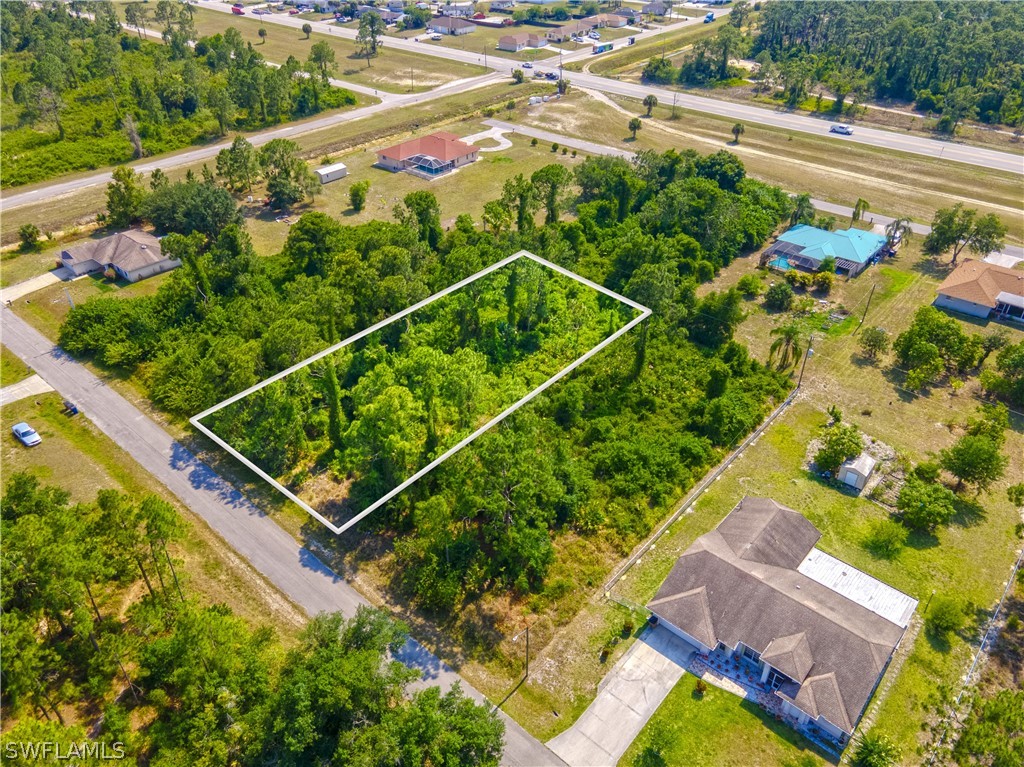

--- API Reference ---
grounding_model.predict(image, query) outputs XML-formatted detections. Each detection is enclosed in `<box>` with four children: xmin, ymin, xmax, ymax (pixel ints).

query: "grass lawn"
<box><xmin>185</xmin><ymin>6</ymin><xmax>487</xmax><ymax>92</ymax></box>
<box><xmin>512</xmin><ymin>89</ymin><xmax>1024</xmax><ymax>242</ymax></box>
<box><xmin>0</xmin><ymin>344</ymin><xmax>32</xmax><ymax>386</ymax></box>
<box><xmin>619</xmin><ymin>673</ymin><xmax>832</xmax><ymax>767</ymax></box>
<box><xmin>566</xmin><ymin>18</ymin><xmax>721</xmax><ymax>75</ymax></box>
<box><xmin>243</xmin><ymin>123</ymin><xmax>587</xmax><ymax>255</ymax></box>
<box><xmin>10</xmin><ymin>272</ymin><xmax>170</xmax><ymax>342</ymax></box>
<box><xmin>0</xmin><ymin>392</ymin><xmax>305</xmax><ymax>635</ymax></box>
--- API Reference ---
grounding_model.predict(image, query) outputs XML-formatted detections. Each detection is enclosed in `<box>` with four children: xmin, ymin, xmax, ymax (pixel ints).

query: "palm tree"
<box><xmin>790</xmin><ymin>193</ymin><xmax>814</xmax><ymax>227</ymax></box>
<box><xmin>852</xmin><ymin>197</ymin><xmax>870</xmax><ymax>224</ymax></box>
<box><xmin>628</xmin><ymin>117</ymin><xmax>642</xmax><ymax>139</ymax></box>
<box><xmin>769</xmin><ymin>323</ymin><xmax>804</xmax><ymax>370</ymax></box>
<box><xmin>732</xmin><ymin>123</ymin><xmax>744</xmax><ymax>143</ymax></box>
<box><xmin>885</xmin><ymin>217</ymin><xmax>913</xmax><ymax>249</ymax></box>
<box><xmin>643</xmin><ymin>94</ymin><xmax>658</xmax><ymax>116</ymax></box>
<box><xmin>258</xmin><ymin>27</ymin><xmax>268</xmax><ymax>44</ymax></box>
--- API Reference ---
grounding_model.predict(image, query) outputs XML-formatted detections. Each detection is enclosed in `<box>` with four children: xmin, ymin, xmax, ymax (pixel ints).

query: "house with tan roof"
<box><xmin>497</xmin><ymin>31</ymin><xmax>547</xmax><ymax>51</ymax></box>
<box><xmin>934</xmin><ymin>259</ymin><xmax>1024</xmax><ymax>321</ymax></box>
<box><xmin>592</xmin><ymin>13</ymin><xmax>628</xmax><ymax>28</ymax></box>
<box><xmin>375</xmin><ymin>131</ymin><xmax>480</xmax><ymax>177</ymax></box>
<box><xmin>58</xmin><ymin>230</ymin><xmax>180</xmax><ymax>283</ymax></box>
<box><xmin>546</xmin><ymin>20</ymin><xmax>596</xmax><ymax>42</ymax></box>
<box><xmin>648</xmin><ymin>497</ymin><xmax>917</xmax><ymax>747</ymax></box>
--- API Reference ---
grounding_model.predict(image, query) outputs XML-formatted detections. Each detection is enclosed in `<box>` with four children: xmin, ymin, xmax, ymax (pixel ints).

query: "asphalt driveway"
<box><xmin>548</xmin><ymin>625</ymin><xmax>696</xmax><ymax>767</ymax></box>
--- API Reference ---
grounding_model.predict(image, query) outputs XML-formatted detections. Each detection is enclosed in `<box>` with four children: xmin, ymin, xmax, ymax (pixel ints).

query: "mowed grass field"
<box><xmin>512</xmin><ymin>90</ymin><xmax>1024</xmax><ymax>242</ymax></box>
<box><xmin>182</xmin><ymin>6</ymin><xmax>487</xmax><ymax>92</ymax></box>
<box><xmin>566</xmin><ymin>17</ymin><xmax>721</xmax><ymax>75</ymax></box>
<box><xmin>0</xmin><ymin>391</ymin><xmax>305</xmax><ymax>635</ymax></box>
<box><xmin>243</xmin><ymin>123</ymin><xmax>588</xmax><ymax>255</ymax></box>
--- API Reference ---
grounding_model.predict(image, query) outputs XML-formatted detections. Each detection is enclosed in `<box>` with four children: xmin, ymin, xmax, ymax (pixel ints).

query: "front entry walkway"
<box><xmin>547</xmin><ymin>625</ymin><xmax>696</xmax><ymax>767</ymax></box>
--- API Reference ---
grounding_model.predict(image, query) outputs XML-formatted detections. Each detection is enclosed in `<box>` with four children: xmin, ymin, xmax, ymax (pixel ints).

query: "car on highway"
<box><xmin>231</xmin><ymin>5</ymin><xmax>245</xmax><ymax>14</ymax></box>
<box><xmin>11</xmin><ymin>422</ymin><xmax>42</xmax><ymax>447</ymax></box>
<box><xmin>830</xmin><ymin>124</ymin><xmax>854</xmax><ymax>135</ymax></box>
<box><xmin>289</xmin><ymin>8</ymin><xmax>301</xmax><ymax>14</ymax></box>
<box><xmin>522</xmin><ymin>62</ymin><xmax>533</xmax><ymax>68</ymax></box>
<box><xmin>253</xmin><ymin>8</ymin><xmax>269</xmax><ymax>15</ymax></box>
<box><xmin>546</xmin><ymin>71</ymin><xmax>559</xmax><ymax>80</ymax></box>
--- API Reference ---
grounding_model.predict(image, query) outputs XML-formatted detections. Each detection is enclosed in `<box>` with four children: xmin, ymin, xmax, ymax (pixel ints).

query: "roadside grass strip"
<box><xmin>193</xmin><ymin>250</ymin><xmax>649</xmax><ymax>533</ymax></box>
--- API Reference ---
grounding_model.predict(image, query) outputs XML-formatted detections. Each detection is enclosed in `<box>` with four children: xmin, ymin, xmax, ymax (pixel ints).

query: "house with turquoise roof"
<box><xmin>762</xmin><ymin>225</ymin><xmax>889</xmax><ymax>277</ymax></box>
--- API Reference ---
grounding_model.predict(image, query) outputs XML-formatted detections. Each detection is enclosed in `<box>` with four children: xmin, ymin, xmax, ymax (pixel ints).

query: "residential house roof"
<box><xmin>499</xmin><ymin>31</ymin><xmax>545</xmax><ymax>46</ymax></box>
<box><xmin>61</xmin><ymin>230</ymin><xmax>165</xmax><ymax>273</ymax></box>
<box><xmin>772</xmin><ymin>224</ymin><xmax>888</xmax><ymax>266</ymax></box>
<box><xmin>376</xmin><ymin>131</ymin><xmax>479</xmax><ymax>162</ymax></box>
<box><xmin>935</xmin><ymin>259</ymin><xmax>1024</xmax><ymax>309</ymax></box>
<box><xmin>648</xmin><ymin>497</ymin><xmax>912</xmax><ymax>735</ymax></box>
<box><xmin>430</xmin><ymin>15</ymin><xmax>475</xmax><ymax>29</ymax></box>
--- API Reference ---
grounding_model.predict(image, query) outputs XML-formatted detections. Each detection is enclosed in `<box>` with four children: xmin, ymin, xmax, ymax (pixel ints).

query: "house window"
<box><xmin>766</xmin><ymin>668</ymin><xmax>788</xmax><ymax>690</ymax></box>
<box><xmin>740</xmin><ymin>644</ymin><xmax>761</xmax><ymax>664</ymax></box>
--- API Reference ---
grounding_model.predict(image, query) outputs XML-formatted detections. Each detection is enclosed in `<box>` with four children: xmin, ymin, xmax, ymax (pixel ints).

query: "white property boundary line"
<box><xmin>191</xmin><ymin>250</ymin><xmax>651</xmax><ymax>535</ymax></box>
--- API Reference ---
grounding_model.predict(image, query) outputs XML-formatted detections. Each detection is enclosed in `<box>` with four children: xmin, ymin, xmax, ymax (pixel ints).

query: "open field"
<box><xmin>384</xmin><ymin>20</ymin><xmax>638</xmax><ymax>62</ymax></box>
<box><xmin>185</xmin><ymin>6</ymin><xmax>487</xmax><ymax>92</ymax></box>
<box><xmin>620</xmin><ymin>672</ymin><xmax>831</xmax><ymax>767</ymax></box>
<box><xmin>0</xmin><ymin>391</ymin><xmax>305</xmax><ymax>634</ymax></box>
<box><xmin>244</xmin><ymin>123</ymin><xmax>584</xmax><ymax>254</ymax></box>
<box><xmin>565</xmin><ymin>18</ymin><xmax>721</xmax><ymax>75</ymax></box>
<box><xmin>0</xmin><ymin>344</ymin><xmax>31</xmax><ymax>386</ymax></box>
<box><xmin>513</xmin><ymin>90</ymin><xmax>1024</xmax><ymax>242</ymax></box>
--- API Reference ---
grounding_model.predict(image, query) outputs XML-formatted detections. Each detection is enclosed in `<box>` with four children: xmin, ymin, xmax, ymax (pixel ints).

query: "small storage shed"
<box><xmin>838</xmin><ymin>453</ymin><xmax>877</xmax><ymax>491</ymax></box>
<box><xmin>315</xmin><ymin>162</ymin><xmax>348</xmax><ymax>184</ymax></box>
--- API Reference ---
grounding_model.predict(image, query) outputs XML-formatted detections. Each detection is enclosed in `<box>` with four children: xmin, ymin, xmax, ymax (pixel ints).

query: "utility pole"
<box><xmin>513</xmin><ymin>625</ymin><xmax>530</xmax><ymax>679</ymax></box>
<box><xmin>857</xmin><ymin>283</ymin><xmax>877</xmax><ymax>331</ymax></box>
<box><xmin>797</xmin><ymin>335</ymin><xmax>814</xmax><ymax>388</ymax></box>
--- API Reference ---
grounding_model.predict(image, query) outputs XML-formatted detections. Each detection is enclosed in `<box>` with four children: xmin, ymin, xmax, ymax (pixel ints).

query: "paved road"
<box><xmin>485</xmin><ymin>119</ymin><xmax>1024</xmax><ymax>257</ymax></box>
<box><xmin>198</xmin><ymin>0</ymin><xmax>1023</xmax><ymax>174</ymax></box>
<box><xmin>548</xmin><ymin>626</ymin><xmax>695</xmax><ymax>767</ymax></box>
<box><xmin>0</xmin><ymin>307</ymin><xmax>565</xmax><ymax>767</ymax></box>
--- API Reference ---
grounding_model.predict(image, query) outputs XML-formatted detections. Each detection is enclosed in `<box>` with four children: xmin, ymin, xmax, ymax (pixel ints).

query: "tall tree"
<box><xmin>105</xmin><ymin>166</ymin><xmax>147</xmax><ymax>228</ymax></box>
<box><xmin>530</xmin><ymin>164</ymin><xmax>573</xmax><ymax>225</ymax></box>
<box><xmin>924</xmin><ymin>204</ymin><xmax>1007</xmax><ymax>266</ymax></box>
<box><xmin>357</xmin><ymin>12</ymin><xmax>386</xmax><ymax>67</ymax></box>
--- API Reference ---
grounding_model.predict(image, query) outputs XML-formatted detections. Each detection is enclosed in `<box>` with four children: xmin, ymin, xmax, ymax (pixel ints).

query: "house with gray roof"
<box><xmin>648</xmin><ymin>497</ymin><xmax>917</xmax><ymax>746</ymax></box>
<box><xmin>58</xmin><ymin>230</ymin><xmax>180</xmax><ymax>283</ymax></box>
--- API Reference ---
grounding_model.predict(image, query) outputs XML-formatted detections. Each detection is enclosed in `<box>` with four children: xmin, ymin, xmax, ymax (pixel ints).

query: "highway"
<box><xmin>195</xmin><ymin>0</ymin><xmax>1023</xmax><ymax>174</ymax></box>
<box><xmin>0</xmin><ymin>306</ymin><xmax>566</xmax><ymax>767</ymax></box>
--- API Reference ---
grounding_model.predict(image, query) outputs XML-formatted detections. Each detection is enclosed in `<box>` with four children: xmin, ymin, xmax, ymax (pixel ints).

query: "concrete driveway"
<box><xmin>548</xmin><ymin>625</ymin><xmax>696</xmax><ymax>767</ymax></box>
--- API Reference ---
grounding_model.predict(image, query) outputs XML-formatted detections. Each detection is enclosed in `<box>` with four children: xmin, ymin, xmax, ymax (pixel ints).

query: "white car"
<box><xmin>588</xmin><ymin>32</ymin><xmax>601</xmax><ymax>40</ymax></box>
<box><xmin>523</xmin><ymin>62</ymin><xmax>533</xmax><ymax>69</ymax></box>
<box><xmin>829</xmin><ymin>124</ymin><xmax>854</xmax><ymax>135</ymax></box>
<box><xmin>430</xmin><ymin>33</ymin><xmax>443</xmax><ymax>41</ymax></box>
